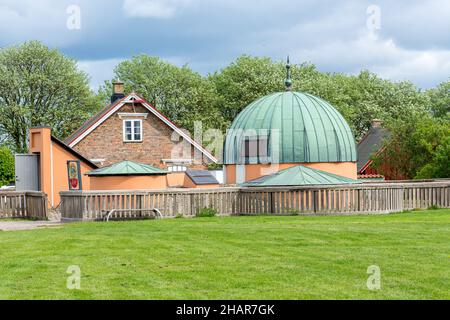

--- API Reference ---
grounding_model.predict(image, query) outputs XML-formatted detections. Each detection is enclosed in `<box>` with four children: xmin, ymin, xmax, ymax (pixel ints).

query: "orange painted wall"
<box><xmin>225</xmin><ymin>162</ymin><xmax>357</xmax><ymax>184</ymax></box>
<box><xmin>224</xmin><ymin>165</ymin><xmax>236</xmax><ymax>186</ymax></box>
<box><xmin>29</xmin><ymin>127</ymin><xmax>218</xmax><ymax>206</ymax></box>
<box><xmin>29</xmin><ymin>127</ymin><xmax>95</xmax><ymax>207</ymax></box>
<box><xmin>167</xmin><ymin>172</ymin><xmax>185</xmax><ymax>187</ymax></box>
<box><xmin>89</xmin><ymin>175</ymin><xmax>167</xmax><ymax>190</ymax></box>
<box><xmin>51</xmin><ymin>143</ymin><xmax>93</xmax><ymax>205</ymax></box>
<box><xmin>30</xmin><ymin>128</ymin><xmax>52</xmax><ymax>203</ymax></box>
<box><xmin>183</xmin><ymin>174</ymin><xmax>219</xmax><ymax>189</ymax></box>
<box><xmin>167</xmin><ymin>172</ymin><xmax>219</xmax><ymax>188</ymax></box>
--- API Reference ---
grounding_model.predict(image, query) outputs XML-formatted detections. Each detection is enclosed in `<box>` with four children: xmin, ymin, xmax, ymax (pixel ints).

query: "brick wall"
<box><xmin>73</xmin><ymin>103</ymin><xmax>210</xmax><ymax>169</ymax></box>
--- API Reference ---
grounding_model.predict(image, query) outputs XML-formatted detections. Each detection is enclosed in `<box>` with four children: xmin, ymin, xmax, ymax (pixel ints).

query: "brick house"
<box><xmin>357</xmin><ymin>119</ymin><xmax>403</xmax><ymax>180</ymax></box>
<box><xmin>64</xmin><ymin>81</ymin><xmax>218</xmax><ymax>172</ymax></box>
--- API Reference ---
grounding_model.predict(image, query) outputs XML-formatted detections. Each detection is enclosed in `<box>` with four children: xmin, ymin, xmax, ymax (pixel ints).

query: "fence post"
<box><xmin>313</xmin><ymin>190</ymin><xmax>318</xmax><ymax>213</ymax></box>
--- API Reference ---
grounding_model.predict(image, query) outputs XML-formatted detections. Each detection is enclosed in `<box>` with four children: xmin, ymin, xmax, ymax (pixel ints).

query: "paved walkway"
<box><xmin>0</xmin><ymin>221</ymin><xmax>61</xmax><ymax>231</ymax></box>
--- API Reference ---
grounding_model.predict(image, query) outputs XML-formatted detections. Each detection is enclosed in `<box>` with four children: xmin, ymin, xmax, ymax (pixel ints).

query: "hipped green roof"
<box><xmin>86</xmin><ymin>161</ymin><xmax>167</xmax><ymax>176</ymax></box>
<box><xmin>224</xmin><ymin>91</ymin><xmax>357</xmax><ymax>164</ymax></box>
<box><xmin>243</xmin><ymin>165</ymin><xmax>359</xmax><ymax>187</ymax></box>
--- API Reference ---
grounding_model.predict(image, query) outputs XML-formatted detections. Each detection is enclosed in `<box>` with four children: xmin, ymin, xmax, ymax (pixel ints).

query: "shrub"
<box><xmin>196</xmin><ymin>207</ymin><xmax>217</xmax><ymax>217</ymax></box>
<box><xmin>0</xmin><ymin>146</ymin><xmax>14</xmax><ymax>187</ymax></box>
<box><xmin>428</xmin><ymin>205</ymin><xmax>440</xmax><ymax>210</ymax></box>
<box><xmin>207</xmin><ymin>163</ymin><xmax>223</xmax><ymax>170</ymax></box>
<box><xmin>287</xmin><ymin>209</ymin><xmax>300</xmax><ymax>216</ymax></box>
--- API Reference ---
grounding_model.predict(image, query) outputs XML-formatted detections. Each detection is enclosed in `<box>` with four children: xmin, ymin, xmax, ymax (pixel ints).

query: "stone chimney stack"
<box><xmin>111</xmin><ymin>80</ymin><xmax>125</xmax><ymax>103</ymax></box>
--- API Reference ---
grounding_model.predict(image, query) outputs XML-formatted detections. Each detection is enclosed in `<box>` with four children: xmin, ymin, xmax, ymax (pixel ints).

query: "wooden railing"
<box><xmin>402</xmin><ymin>181</ymin><xmax>450</xmax><ymax>210</ymax></box>
<box><xmin>59</xmin><ymin>180</ymin><xmax>450</xmax><ymax>221</ymax></box>
<box><xmin>60</xmin><ymin>188</ymin><xmax>240</xmax><ymax>220</ymax></box>
<box><xmin>239</xmin><ymin>185</ymin><xmax>405</xmax><ymax>215</ymax></box>
<box><xmin>0</xmin><ymin>191</ymin><xmax>48</xmax><ymax>219</ymax></box>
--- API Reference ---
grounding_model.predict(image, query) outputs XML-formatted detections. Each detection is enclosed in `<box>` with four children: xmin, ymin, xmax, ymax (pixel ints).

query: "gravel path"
<box><xmin>0</xmin><ymin>221</ymin><xmax>62</xmax><ymax>231</ymax></box>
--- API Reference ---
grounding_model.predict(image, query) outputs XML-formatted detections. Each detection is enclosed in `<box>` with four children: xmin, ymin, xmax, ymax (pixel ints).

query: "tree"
<box><xmin>210</xmin><ymin>55</ymin><xmax>429</xmax><ymax>139</ymax></box>
<box><xmin>372</xmin><ymin>116</ymin><xmax>450</xmax><ymax>179</ymax></box>
<box><xmin>415</xmin><ymin>136</ymin><xmax>450</xmax><ymax>179</ymax></box>
<box><xmin>0</xmin><ymin>41</ymin><xmax>98</xmax><ymax>152</ymax></box>
<box><xmin>98</xmin><ymin>55</ymin><xmax>225</xmax><ymax>134</ymax></box>
<box><xmin>209</xmin><ymin>55</ymin><xmax>286</xmax><ymax>123</ymax></box>
<box><xmin>0</xmin><ymin>146</ymin><xmax>14</xmax><ymax>186</ymax></box>
<box><xmin>427</xmin><ymin>80</ymin><xmax>450</xmax><ymax>119</ymax></box>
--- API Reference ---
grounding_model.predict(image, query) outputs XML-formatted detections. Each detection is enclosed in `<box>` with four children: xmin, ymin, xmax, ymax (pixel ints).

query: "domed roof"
<box><xmin>223</xmin><ymin>91</ymin><xmax>357</xmax><ymax>164</ymax></box>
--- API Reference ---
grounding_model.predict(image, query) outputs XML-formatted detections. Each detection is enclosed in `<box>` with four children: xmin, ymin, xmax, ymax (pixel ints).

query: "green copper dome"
<box><xmin>223</xmin><ymin>91</ymin><xmax>357</xmax><ymax>164</ymax></box>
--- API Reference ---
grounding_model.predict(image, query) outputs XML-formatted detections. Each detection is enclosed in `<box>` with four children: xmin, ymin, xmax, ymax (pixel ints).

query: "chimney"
<box><xmin>371</xmin><ymin>119</ymin><xmax>382</xmax><ymax>128</ymax></box>
<box><xmin>111</xmin><ymin>80</ymin><xmax>125</xmax><ymax>103</ymax></box>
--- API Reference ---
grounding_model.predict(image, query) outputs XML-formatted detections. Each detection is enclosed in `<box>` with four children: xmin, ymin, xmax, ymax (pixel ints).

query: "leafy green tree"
<box><xmin>372</xmin><ymin>116</ymin><xmax>450</xmax><ymax>179</ymax></box>
<box><xmin>0</xmin><ymin>146</ymin><xmax>14</xmax><ymax>186</ymax></box>
<box><xmin>209</xmin><ymin>55</ymin><xmax>286</xmax><ymax>123</ymax></box>
<box><xmin>415</xmin><ymin>136</ymin><xmax>450</xmax><ymax>179</ymax></box>
<box><xmin>99</xmin><ymin>55</ymin><xmax>225</xmax><ymax>134</ymax></box>
<box><xmin>210</xmin><ymin>55</ymin><xmax>429</xmax><ymax>139</ymax></box>
<box><xmin>427</xmin><ymin>80</ymin><xmax>450</xmax><ymax>119</ymax></box>
<box><xmin>320</xmin><ymin>71</ymin><xmax>428</xmax><ymax>140</ymax></box>
<box><xmin>0</xmin><ymin>41</ymin><xmax>98</xmax><ymax>152</ymax></box>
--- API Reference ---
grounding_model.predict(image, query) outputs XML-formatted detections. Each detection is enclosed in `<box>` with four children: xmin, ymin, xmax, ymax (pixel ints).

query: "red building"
<box><xmin>357</xmin><ymin>119</ymin><xmax>392</xmax><ymax>180</ymax></box>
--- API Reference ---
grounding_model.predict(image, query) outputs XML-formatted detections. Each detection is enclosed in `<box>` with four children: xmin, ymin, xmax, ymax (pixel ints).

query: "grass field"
<box><xmin>0</xmin><ymin>209</ymin><xmax>449</xmax><ymax>299</ymax></box>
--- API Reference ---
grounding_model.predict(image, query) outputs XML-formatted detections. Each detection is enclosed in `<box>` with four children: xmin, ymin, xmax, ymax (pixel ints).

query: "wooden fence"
<box><xmin>60</xmin><ymin>188</ymin><xmax>240</xmax><ymax>221</ymax></box>
<box><xmin>0</xmin><ymin>191</ymin><xmax>48</xmax><ymax>219</ymax></box>
<box><xmin>60</xmin><ymin>180</ymin><xmax>450</xmax><ymax>221</ymax></box>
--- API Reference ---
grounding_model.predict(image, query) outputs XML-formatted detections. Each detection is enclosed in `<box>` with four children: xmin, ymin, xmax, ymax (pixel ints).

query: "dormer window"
<box><xmin>123</xmin><ymin>119</ymin><xmax>142</xmax><ymax>142</ymax></box>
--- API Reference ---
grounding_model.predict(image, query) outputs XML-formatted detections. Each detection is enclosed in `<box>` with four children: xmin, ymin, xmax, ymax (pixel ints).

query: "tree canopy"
<box><xmin>0</xmin><ymin>41</ymin><xmax>98</xmax><ymax>152</ymax></box>
<box><xmin>210</xmin><ymin>55</ymin><xmax>430</xmax><ymax>140</ymax></box>
<box><xmin>0</xmin><ymin>42</ymin><xmax>448</xmax><ymax>179</ymax></box>
<box><xmin>98</xmin><ymin>55</ymin><xmax>224</xmax><ymax>133</ymax></box>
<box><xmin>0</xmin><ymin>146</ymin><xmax>14</xmax><ymax>186</ymax></box>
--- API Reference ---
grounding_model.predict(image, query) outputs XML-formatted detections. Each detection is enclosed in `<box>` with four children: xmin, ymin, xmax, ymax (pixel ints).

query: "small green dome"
<box><xmin>223</xmin><ymin>91</ymin><xmax>357</xmax><ymax>164</ymax></box>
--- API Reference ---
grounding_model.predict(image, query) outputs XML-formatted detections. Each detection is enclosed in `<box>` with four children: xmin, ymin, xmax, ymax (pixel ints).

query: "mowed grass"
<box><xmin>0</xmin><ymin>209</ymin><xmax>449</xmax><ymax>300</ymax></box>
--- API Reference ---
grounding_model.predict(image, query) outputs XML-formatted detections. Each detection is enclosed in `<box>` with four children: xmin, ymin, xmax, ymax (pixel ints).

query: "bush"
<box><xmin>415</xmin><ymin>136</ymin><xmax>450</xmax><ymax>179</ymax></box>
<box><xmin>287</xmin><ymin>209</ymin><xmax>300</xmax><ymax>216</ymax></box>
<box><xmin>207</xmin><ymin>163</ymin><xmax>223</xmax><ymax>170</ymax></box>
<box><xmin>196</xmin><ymin>207</ymin><xmax>217</xmax><ymax>217</ymax></box>
<box><xmin>0</xmin><ymin>146</ymin><xmax>14</xmax><ymax>187</ymax></box>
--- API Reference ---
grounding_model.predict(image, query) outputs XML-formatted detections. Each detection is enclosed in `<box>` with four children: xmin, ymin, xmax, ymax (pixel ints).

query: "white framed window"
<box><xmin>123</xmin><ymin>119</ymin><xmax>142</xmax><ymax>142</ymax></box>
<box><xmin>168</xmin><ymin>165</ymin><xmax>187</xmax><ymax>172</ymax></box>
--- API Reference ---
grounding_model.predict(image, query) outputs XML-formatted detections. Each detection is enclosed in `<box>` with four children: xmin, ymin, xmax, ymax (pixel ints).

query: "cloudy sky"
<box><xmin>1</xmin><ymin>0</ymin><xmax>449</xmax><ymax>90</ymax></box>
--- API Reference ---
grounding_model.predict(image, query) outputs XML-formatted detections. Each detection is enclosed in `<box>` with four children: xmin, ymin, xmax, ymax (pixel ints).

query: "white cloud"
<box><xmin>122</xmin><ymin>0</ymin><xmax>194</xmax><ymax>18</ymax></box>
<box><xmin>0</xmin><ymin>0</ymin><xmax>74</xmax><ymax>46</ymax></box>
<box><xmin>77</xmin><ymin>55</ymin><xmax>193</xmax><ymax>90</ymax></box>
<box><xmin>291</xmin><ymin>31</ymin><xmax>450</xmax><ymax>87</ymax></box>
<box><xmin>77</xmin><ymin>58</ymin><xmax>125</xmax><ymax>90</ymax></box>
<box><xmin>1</xmin><ymin>0</ymin><xmax>449</xmax><ymax>88</ymax></box>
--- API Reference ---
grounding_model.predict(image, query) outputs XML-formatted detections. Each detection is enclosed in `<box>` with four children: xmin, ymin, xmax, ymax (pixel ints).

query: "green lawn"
<box><xmin>0</xmin><ymin>209</ymin><xmax>449</xmax><ymax>300</ymax></box>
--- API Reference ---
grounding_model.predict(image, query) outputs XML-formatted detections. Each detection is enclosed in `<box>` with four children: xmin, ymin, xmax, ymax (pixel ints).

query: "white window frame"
<box><xmin>168</xmin><ymin>165</ymin><xmax>187</xmax><ymax>172</ymax></box>
<box><xmin>123</xmin><ymin>119</ymin><xmax>143</xmax><ymax>142</ymax></box>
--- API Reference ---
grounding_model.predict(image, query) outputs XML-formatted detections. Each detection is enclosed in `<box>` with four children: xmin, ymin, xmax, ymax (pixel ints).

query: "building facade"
<box><xmin>223</xmin><ymin>61</ymin><xmax>358</xmax><ymax>184</ymax></box>
<box><xmin>65</xmin><ymin>81</ymin><xmax>217</xmax><ymax>171</ymax></box>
